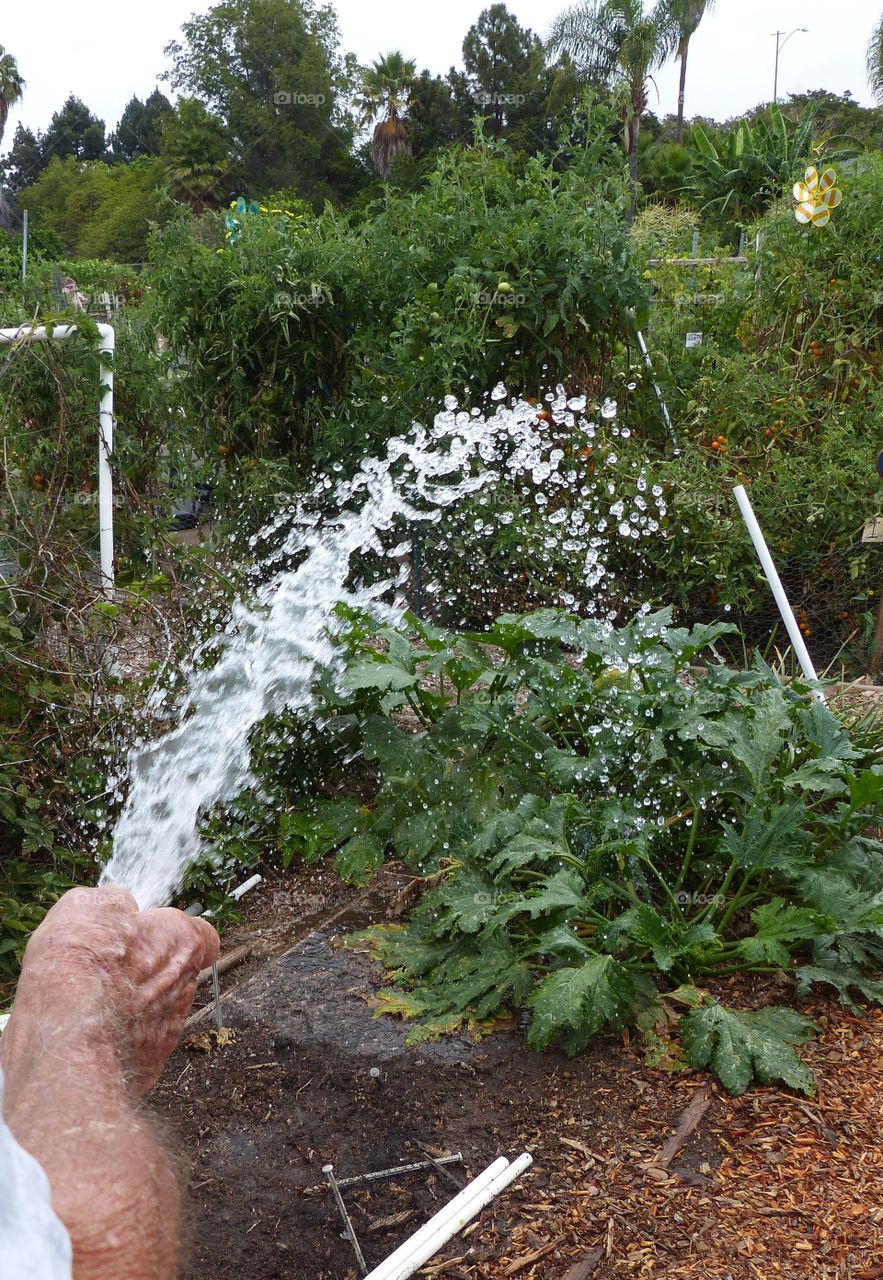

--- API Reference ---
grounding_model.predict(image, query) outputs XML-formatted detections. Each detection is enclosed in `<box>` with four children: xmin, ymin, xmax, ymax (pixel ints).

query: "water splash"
<box><xmin>102</xmin><ymin>389</ymin><xmax>661</xmax><ymax>908</ymax></box>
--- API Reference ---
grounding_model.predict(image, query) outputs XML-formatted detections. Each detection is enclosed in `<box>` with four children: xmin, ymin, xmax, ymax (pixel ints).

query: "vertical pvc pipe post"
<box><xmin>733</xmin><ymin>484</ymin><xmax>826</xmax><ymax>703</ymax></box>
<box><xmin>97</xmin><ymin>326</ymin><xmax>115</xmax><ymax>595</ymax></box>
<box><xmin>635</xmin><ymin>327</ymin><xmax>676</xmax><ymax>444</ymax></box>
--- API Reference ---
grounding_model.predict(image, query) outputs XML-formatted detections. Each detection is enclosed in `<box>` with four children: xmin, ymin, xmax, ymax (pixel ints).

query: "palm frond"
<box><xmin>549</xmin><ymin>0</ymin><xmax>678</xmax><ymax>85</ymax></box>
<box><xmin>547</xmin><ymin>3</ymin><xmax>621</xmax><ymax>83</ymax></box>
<box><xmin>355</xmin><ymin>51</ymin><xmax>417</xmax><ymax>127</ymax></box>
<box><xmin>867</xmin><ymin>14</ymin><xmax>883</xmax><ymax>104</ymax></box>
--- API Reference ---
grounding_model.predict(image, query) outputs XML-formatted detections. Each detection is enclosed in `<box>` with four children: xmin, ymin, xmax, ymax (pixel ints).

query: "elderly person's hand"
<box><xmin>5</xmin><ymin>886</ymin><xmax>219</xmax><ymax>1095</ymax></box>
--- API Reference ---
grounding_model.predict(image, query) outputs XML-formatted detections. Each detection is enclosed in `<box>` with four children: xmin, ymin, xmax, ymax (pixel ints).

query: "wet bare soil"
<box><xmin>151</xmin><ymin>869</ymin><xmax>720</xmax><ymax>1280</ymax></box>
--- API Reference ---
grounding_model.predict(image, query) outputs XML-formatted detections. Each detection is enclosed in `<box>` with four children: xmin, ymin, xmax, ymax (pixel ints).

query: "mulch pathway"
<box><xmin>467</xmin><ymin>1003</ymin><xmax>883</xmax><ymax>1279</ymax></box>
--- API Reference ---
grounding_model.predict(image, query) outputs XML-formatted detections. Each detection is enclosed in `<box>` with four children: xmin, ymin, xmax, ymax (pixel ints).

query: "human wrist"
<box><xmin>0</xmin><ymin>982</ymin><xmax>126</xmax><ymax>1102</ymax></box>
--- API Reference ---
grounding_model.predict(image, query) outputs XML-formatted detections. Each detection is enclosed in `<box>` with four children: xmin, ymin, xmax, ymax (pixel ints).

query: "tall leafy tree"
<box><xmin>548</xmin><ymin>0</ymin><xmax>677</xmax><ymax>220</ymax></box>
<box><xmin>164</xmin><ymin>0</ymin><xmax>360</xmax><ymax>202</ymax></box>
<box><xmin>463</xmin><ymin>4</ymin><xmax>542</xmax><ymax>137</ymax></box>
<box><xmin>406</xmin><ymin>70</ymin><xmax>474</xmax><ymax>156</ymax></box>
<box><xmin>110</xmin><ymin>90</ymin><xmax>173</xmax><ymax>163</ymax></box>
<box><xmin>0</xmin><ymin>47</ymin><xmax>24</xmax><ymax>151</ymax></box>
<box><xmin>17</xmin><ymin>154</ymin><xmax>167</xmax><ymax>259</ymax></box>
<box><xmin>2</xmin><ymin>122</ymin><xmax>43</xmax><ymax>192</ymax></box>
<box><xmin>75</xmin><ymin>158</ymin><xmax>168</xmax><ymax>260</ymax></box>
<box><xmin>665</xmin><ymin>0</ymin><xmax>714</xmax><ymax>143</ymax></box>
<box><xmin>355</xmin><ymin>52</ymin><xmax>416</xmax><ymax>178</ymax></box>
<box><xmin>42</xmin><ymin>95</ymin><xmax>106</xmax><ymax>163</ymax></box>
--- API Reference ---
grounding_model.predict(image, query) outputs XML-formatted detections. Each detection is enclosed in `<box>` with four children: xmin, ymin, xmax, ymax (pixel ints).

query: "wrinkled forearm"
<box><xmin>1</xmin><ymin>1008</ymin><xmax>180</xmax><ymax>1280</ymax></box>
<box><xmin>0</xmin><ymin>890</ymin><xmax>215</xmax><ymax>1279</ymax></box>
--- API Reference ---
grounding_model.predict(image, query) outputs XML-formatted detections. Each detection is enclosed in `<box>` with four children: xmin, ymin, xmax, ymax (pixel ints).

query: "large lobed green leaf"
<box><xmin>681</xmin><ymin>1001</ymin><xmax>817</xmax><ymax>1096</ymax></box>
<box><xmin>527</xmin><ymin>953</ymin><xmax>639</xmax><ymax>1055</ymax></box>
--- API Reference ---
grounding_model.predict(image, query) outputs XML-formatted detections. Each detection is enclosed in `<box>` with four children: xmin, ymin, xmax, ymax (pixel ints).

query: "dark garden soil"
<box><xmin>151</xmin><ymin>868</ymin><xmax>883</xmax><ymax>1280</ymax></box>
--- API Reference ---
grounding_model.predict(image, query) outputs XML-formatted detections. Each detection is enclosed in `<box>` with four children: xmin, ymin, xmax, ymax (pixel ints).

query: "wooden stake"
<box><xmin>649</xmin><ymin>1086</ymin><xmax>713</xmax><ymax>1170</ymax></box>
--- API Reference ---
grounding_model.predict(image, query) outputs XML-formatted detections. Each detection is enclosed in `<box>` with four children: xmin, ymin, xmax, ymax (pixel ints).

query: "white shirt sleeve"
<box><xmin>0</xmin><ymin>1066</ymin><xmax>73</xmax><ymax>1280</ymax></box>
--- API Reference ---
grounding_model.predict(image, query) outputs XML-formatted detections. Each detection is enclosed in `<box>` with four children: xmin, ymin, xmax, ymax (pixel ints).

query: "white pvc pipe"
<box><xmin>365</xmin><ymin>1156</ymin><xmax>508</xmax><ymax>1278</ymax></box>
<box><xmin>97</xmin><ymin>327</ymin><xmax>115</xmax><ymax>596</ymax></box>
<box><xmin>200</xmin><ymin>873</ymin><xmax>263</xmax><ymax>920</ymax></box>
<box><xmin>733</xmin><ymin>484</ymin><xmax>826</xmax><ymax>704</ymax></box>
<box><xmin>229</xmin><ymin>873</ymin><xmax>262</xmax><ymax>902</ymax></box>
<box><xmin>0</xmin><ymin>323</ymin><xmax>115</xmax><ymax>594</ymax></box>
<box><xmin>387</xmin><ymin>1155</ymin><xmax>534</xmax><ymax>1280</ymax></box>
<box><xmin>365</xmin><ymin>1154</ymin><xmax>533</xmax><ymax>1280</ymax></box>
<box><xmin>635</xmin><ymin>327</ymin><xmax>676</xmax><ymax>442</ymax></box>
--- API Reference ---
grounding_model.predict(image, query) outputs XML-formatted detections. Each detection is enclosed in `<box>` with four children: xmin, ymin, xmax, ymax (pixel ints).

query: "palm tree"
<box><xmin>355</xmin><ymin>51</ymin><xmax>417</xmax><ymax>180</ymax></box>
<box><xmin>160</xmin><ymin>99</ymin><xmax>231</xmax><ymax>213</ymax></box>
<box><xmin>666</xmin><ymin>0</ymin><xmax>715</xmax><ymax>143</ymax></box>
<box><xmin>548</xmin><ymin>1</ymin><xmax>676</xmax><ymax>222</ymax></box>
<box><xmin>0</xmin><ymin>47</ymin><xmax>25</xmax><ymax>150</ymax></box>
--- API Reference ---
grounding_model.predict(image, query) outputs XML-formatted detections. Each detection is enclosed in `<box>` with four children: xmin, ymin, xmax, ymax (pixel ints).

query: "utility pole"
<box><xmin>773</xmin><ymin>28</ymin><xmax>808</xmax><ymax>103</ymax></box>
<box><xmin>21</xmin><ymin>209</ymin><xmax>28</xmax><ymax>282</ymax></box>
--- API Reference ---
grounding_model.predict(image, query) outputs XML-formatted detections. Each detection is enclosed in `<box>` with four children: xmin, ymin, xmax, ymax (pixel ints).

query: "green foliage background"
<box><xmin>144</xmin><ymin>114</ymin><xmax>640</xmax><ymax>485</ymax></box>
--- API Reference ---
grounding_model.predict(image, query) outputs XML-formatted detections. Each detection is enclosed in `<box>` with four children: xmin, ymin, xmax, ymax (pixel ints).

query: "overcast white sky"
<box><xmin>4</xmin><ymin>0</ymin><xmax>881</xmax><ymax>143</ymax></box>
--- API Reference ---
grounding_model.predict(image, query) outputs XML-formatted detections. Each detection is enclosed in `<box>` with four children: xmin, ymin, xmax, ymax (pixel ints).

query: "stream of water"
<box><xmin>101</xmin><ymin>388</ymin><xmax>664</xmax><ymax>908</ymax></box>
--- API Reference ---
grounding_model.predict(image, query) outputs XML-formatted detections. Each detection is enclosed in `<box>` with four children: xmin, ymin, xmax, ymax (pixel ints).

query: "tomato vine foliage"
<box><xmin>232</xmin><ymin>606</ymin><xmax>883</xmax><ymax>1094</ymax></box>
<box><xmin>146</xmin><ymin>111</ymin><xmax>641</xmax><ymax>481</ymax></box>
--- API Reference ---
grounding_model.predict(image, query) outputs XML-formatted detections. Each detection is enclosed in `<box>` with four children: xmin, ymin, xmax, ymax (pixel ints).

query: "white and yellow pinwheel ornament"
<box><xmin>793</xmin><ymin>167</ymin><xmax>842</xmax><ymax>227</ymax></box>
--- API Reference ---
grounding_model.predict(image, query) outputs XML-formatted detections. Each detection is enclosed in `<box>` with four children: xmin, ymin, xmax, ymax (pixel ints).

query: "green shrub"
<box><xmin>623</xmin><ymin>163</ymin><xmax>883</xmax><ymax>666</ymax></box>
<box><xmin>145</xmin><ymin>117</ymin><xmax>643</xmax><ymax>520</ymax></box>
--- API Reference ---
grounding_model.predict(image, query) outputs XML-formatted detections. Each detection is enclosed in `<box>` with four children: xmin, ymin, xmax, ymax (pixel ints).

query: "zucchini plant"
<box><xmin>222</xmin><ymin>605</ymin><xmax>883</xmax><ymax>1094</ymax></box>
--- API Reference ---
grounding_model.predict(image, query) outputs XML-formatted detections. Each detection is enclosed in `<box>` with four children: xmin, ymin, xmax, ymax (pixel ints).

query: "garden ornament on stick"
<box><xmin>223</xmin><ymin>196</ymin><xmax>260</xmax><ymax>245</ymax></box>
<box><xmin>224</xmin><ymin>196</ymin><xmax>303</xmax><ymax>245</ymax></box>
<box><xmin>793</xmin><ymin>166</ymin><xmax>842</xmax><ymax>227</ymax></box>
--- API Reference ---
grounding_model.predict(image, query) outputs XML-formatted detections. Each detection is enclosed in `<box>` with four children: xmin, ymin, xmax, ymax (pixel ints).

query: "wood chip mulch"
<box><xmin>445</xmin><ymin>1001</ymin><xmax>883</xmax><ymax>1279</ymax></box>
